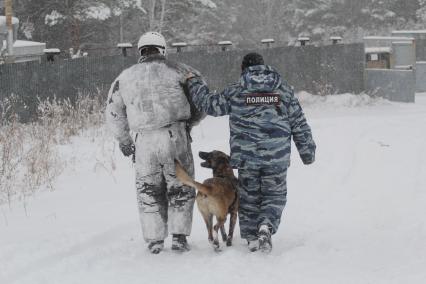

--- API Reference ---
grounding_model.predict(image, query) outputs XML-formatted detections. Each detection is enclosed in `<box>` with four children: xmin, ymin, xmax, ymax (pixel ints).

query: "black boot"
<box><xmin>171</xmin><ymin>234</ymin><xmax>190</xmax><ymax>252</ymax></box>
<box><xmin>148</xmin><ymin>240</ymin><xmax>164</xmax><ymax>254</ymax></box>
<box><xmin>258</xmin><ymin>225</ymin><xmax>272</xmax><ymax>253</ymax></box>
<box><xmin>247</xmin><ymin>239</ymin><xmax>259</xmax><ymax>252</ymax></box>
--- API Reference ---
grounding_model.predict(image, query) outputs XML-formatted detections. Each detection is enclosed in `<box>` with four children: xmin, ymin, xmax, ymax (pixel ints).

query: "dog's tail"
<box><xmin>175</xmin><ymin>160</ymin><xmax>213</xmax><ymax>196</ymax></box>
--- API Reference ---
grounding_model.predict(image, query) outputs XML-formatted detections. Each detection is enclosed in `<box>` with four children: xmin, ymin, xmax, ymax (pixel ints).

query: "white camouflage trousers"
<box><xmin>134</xmin><ymin>122</ymin><xmax>195</xmax><ymax>242</ymax></box>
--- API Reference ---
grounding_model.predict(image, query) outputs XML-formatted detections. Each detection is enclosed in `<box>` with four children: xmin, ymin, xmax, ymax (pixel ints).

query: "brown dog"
<box><xmin>175</xmin><ymin>151</ymin><xmax>238</xmax><ymax>250</ymax></box>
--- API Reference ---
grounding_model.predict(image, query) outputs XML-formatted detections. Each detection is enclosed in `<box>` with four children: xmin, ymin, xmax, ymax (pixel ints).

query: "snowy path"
<box><xmin>1</xmin><ymin>94</ymin><xmax>426</xmax><ymax>284</ymax></box>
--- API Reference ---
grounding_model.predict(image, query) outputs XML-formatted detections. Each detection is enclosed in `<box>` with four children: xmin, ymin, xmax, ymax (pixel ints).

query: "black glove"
<box><xmin>119</xmin><ymin>142</ymin><xmax>135</xmax><ymax>157</ymax></box>
<box><xmin>301</xmin><ymin>154</ymin><xmax>315</xmax><ymax>165</ymax></box>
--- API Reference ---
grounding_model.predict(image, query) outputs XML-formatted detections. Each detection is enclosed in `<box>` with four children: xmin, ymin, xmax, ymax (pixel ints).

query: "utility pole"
<box><xmin>5</xmin><ymin>0</ymin><xmax>14</xmax><ymax>63</ymax></box>
<box><xmin>119</xmin><ymin>13</ymin><xmax>123</xmax><ymax>42</ymax></box>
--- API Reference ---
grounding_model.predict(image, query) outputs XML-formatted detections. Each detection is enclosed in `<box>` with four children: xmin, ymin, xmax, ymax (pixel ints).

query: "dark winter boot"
<box><xmin>148</xmin><ymin>240</ymin><xmax>164</xmax><ymax>254</ymax></box>
<box><xmin>258</xmin><ymin>224</ymin><xmax>272</xmax><ymax>253</ymax></box>
<box><xmin>247</xmin><ymin>239</ymin><xmax>259</xmax><ymax>252</ymax></box>
<box><xmin>171</xmin><ymin>234</ymin><xmax>190</xmax><ymax>252</ymax></box>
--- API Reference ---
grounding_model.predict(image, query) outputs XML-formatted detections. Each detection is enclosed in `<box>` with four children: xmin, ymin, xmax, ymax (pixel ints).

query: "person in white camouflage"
<box><xmin>106</xmin><ymin>32</ymin><xmax>204</xmax><ymax>254</ymax></box>
<box><xmin>185</xmin><ymin>53</ymin><xmax>316</xmax><ymax>252</ymax></box>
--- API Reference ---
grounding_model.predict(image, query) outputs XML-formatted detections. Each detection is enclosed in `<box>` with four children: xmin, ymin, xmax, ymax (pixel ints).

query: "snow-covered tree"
<box><xmin>416</xmin><ymin>0</ymin><xmax>426</xmax><ymax>23</ymax></box>
<box><xmin>12</xmin><ymin>0</ymin><xmax>426</xmax><ymax>53</ymax></box>
<box><xmin>15</xmin><ymin>0</ymin><xmax>146</xmax><ymax>53</ymax></box>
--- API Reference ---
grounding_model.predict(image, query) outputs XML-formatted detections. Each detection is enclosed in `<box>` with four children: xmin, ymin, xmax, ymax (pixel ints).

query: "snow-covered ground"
<box><xmin>1</xmin><ymin>93</ymin><xmax>426</xmax><ymax>284</ymax></box>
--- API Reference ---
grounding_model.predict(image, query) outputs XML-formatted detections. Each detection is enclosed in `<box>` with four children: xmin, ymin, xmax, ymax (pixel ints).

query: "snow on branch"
<box><xmin>194</xmin><ymin>0</ymin><xmax>217</xmax><ymax>9</ymax></box>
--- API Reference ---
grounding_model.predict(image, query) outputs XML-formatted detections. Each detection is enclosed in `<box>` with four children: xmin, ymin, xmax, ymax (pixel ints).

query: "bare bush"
<box><xmin>0</xmin><ymin>118</ymin><xmax>25</xmax><ymax>207</ymax></box>
<box><xmin>37</xmin><ymin>90</ymin><xmax>106</xmax><ymax>144</ymax></box>
<box><xmin>0</xmin><ymin>89</ymin><xmax>107</xmax><ymax>207</ymax></box>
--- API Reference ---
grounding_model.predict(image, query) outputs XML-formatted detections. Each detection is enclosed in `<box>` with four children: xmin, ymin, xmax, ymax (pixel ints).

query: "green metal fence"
<box><xmin>0</xmin><ymin>43</ymin><xmax>365</xmax><ymax>121</ymax></box>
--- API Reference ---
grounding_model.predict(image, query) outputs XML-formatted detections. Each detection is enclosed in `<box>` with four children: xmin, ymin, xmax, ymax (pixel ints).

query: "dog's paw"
<box><xmin>212</xmin><ymin>239</ymin><xmax>220</xmax><ymax>251</ymax></box>
<box><xmin>226</xmin><ymin>238</ymin><xmax>233</xmax><ymax>247</ymax></box>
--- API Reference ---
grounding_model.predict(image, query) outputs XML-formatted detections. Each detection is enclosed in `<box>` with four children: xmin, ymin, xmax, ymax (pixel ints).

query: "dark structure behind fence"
<box><xmin>0</xmin><ymin>43</ymin><xmax>365</xmax><ymax>121</ymax></box>
<box><xmin>416</xmin><ymin>39</ymin><xmax>426</xmax><ymax>61</ymax></box>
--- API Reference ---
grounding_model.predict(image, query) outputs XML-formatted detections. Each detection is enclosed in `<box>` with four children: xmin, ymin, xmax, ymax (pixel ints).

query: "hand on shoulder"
<box><xmin>185</xmin><ymin>72</ymin><xmax>198</xmax><ymax>82</ymax></box>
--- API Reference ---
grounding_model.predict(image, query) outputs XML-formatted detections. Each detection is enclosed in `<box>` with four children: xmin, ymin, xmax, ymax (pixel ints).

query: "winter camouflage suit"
<box><xmin>187</xmin><ymin>65</ymin><xmax>316</xmax><ymax>241</ymax></box>
<box><xmin>106</xmin><ymin>55</ymin><xmax>203</xmax><ymax>243</ymax></box>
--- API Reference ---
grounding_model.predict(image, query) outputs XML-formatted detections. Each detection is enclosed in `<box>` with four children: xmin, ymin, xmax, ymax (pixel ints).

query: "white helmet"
<box><xmin>137</xmin><ymin>31</ymin><xmax>167</xmax><ymax>56</ymax></box>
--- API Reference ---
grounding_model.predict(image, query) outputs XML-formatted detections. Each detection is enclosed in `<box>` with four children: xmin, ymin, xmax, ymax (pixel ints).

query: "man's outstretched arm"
<box><xmin>186</xmin><ymin>75</ymin><xmax>237</xmax><ymax>117</ymax></box>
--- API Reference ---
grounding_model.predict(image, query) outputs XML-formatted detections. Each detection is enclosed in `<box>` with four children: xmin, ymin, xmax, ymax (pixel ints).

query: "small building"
<box><xmin>364</xmin><ymin>36</ymin><xmax>415</xmax><ymax>49</ymax></box>
<box><xmin>10</xmin><ymin>40</ymin><xmax>46</xmax><ymax>63</ymax></box>
<box><xmin>392</xmin><ymin>30</ymin><xmax>426</xmax><ymax>40</ymax></box>
<box><xmin>392</xmin><ymin>30</ymin><xmax>426</xmax><ymax>61</ymax></box>
<box><xmin>0</xmin><ymin>15</ymin><xmax>19</xmax><ymax>51</ymax></box>
<box><xmin>330</xmin><ymin>36</ymin><xmax>342</xmax><ymax>45</ymax></box>
<box><xmin>365</xmin><ymin>47</ymin><xmax>392</xmax><ymax>69</ymax></box>
<box><xmin>1</xmin><ymin>15</ymin><xmax>46</xmax><ymax>63</ymax></box>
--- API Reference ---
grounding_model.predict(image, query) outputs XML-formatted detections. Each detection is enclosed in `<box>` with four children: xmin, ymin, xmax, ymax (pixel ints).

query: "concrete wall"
<box><xmin>366</xmin><ymin>69</ymin><xmax>415</xmax><ymax>102</ymax></box>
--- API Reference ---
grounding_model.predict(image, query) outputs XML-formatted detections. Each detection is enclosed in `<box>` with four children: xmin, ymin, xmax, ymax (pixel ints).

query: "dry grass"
<box><xmin>0</xmin><ymin>90</ymin><xmax>107</xmax><ymax>207</ymax></box>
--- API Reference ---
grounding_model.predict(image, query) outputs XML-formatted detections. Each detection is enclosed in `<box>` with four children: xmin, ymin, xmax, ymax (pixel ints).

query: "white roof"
<box><xmin>394</xmin><ymin>65</ymin><xmax>413</xmax><ymax>70</ymax></box>
<box><xmin>367</xmin><ymin>68</ymin><xmax>412</xmax><ymax>73</ymax></box>
<box><xmin>13</xmin><ymin>40</ymin><xmax>45</xmax><ymax>47</ymax></box>
<box><xmin>364</xmin><ymin>36</ymin><xmax>415</xmax><ymax>41</ymax></box>
<box><xmin>117</xmin><ymin>43</ymin><xmax>133</xmax><ymax>48</ymax></box>
<box><xmin>0</xmin><ymin>16</ymin><xmax>19</xmax><ymax>26</ymax></box>
<box><xmin>261</xmin><ymin>38</ymin><xmax>275</xmax><ymax>43</ymax></box>
<box><xmin>330</xmin><ymin>36</ymin><xmax>342</xmax><ymax>40</ymax></box>
<box><xmin>44</xmin><ymin>48</ymin><xmax>61</xmax><ymax>53</ymax></box>
<box><xmin>171</xmin><ymin>42</ymin><xmax>188</xmax><ymax>47</ymax></box>
<box><xmin>392</xmin><ymin>41</ymin><xmax>413</xmax><ymax>45</ymax></box>
<box><xmin>392</xmin><ymin>30</ymin><xmax>426</xmax><ymax>34</ymax></box>
<box><xmin>365</xmin><ymin>47</ymin><xmax>392</xmax><ymax>54</ymax></box>
<box><xmin>2</xmin><ymin>40</ymin><xmax>46</xmax><ymax>48</ymax></box>
<box><xmin>298</xmin><ymin>37</ymin><xmax>310</xmax><ymax>41</ymax></box>
<box><xmin>218</xmin><ymin>41</ymin><xmax>232</xmax><ymax>45</ymax></box>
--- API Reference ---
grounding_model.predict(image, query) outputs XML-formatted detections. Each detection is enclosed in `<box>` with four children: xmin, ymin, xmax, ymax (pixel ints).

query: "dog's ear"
<box><xmin>199</xmin><ymin>151</ymin><xmax>213</xmax><ymax>168</ymax></box>
<box><xmin>199</xmin><ymin>151</ymin><xmax>211</xmax><ymax>160</ymax></box>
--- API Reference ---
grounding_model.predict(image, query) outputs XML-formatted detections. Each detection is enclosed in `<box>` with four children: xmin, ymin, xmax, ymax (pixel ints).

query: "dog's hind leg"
<box><xmin>226</xmin><ymin>210</ymin><xmax>238</xmax><ymax>246</ymax></box>
<box><xmin>206</xmin><ymin>214</ymin><xmax>214</xmax><ymax>243</ymax></box>
<box><xmin>213</xmin><ymin>216</ymin><xmax>226</xmax><ymax>251</ymax></box>
<box><xmin>220</xmin><ymin>224</ymin><xmax>227</xmax><ymax>242</ymax></box>
<box><xmin>200</xmin><ymin>211</ymin><xmax>214</xmax><ymax>242</ymax></box>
